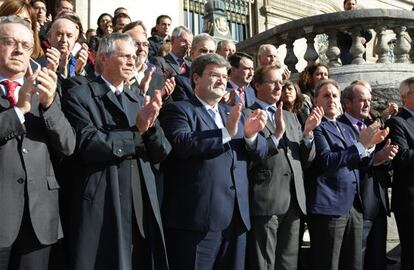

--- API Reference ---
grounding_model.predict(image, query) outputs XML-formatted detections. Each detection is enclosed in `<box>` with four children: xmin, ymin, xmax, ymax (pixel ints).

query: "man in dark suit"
<box><xmin>307</xmin><ymin>79</ymin><xmax>388</xmax><ymax>270</ymax></box>
<box><xmin>152</xmin><ymin>26</ymin><xmax>192</xmax><ymax>78</ymax></box>
<box><xmin>224</xmin><ymin>52</ymin><xmax>256</xmax><ymax>108</ymax></box>
<box><xmin>339</xmin><ymin>81</ymin><xmax>398</xmax><ymax>270</ymax></box>
<box><xmin>171</xmin><ymin>33</ymin><xmax>216</xmax><ymax>101</ymax></box>
<box><xmin>386</xmin><ymin>76</ymin><xmax>414</xmax><ymax>270</ymax></box>
<box><xmin>246</xmin><ymin>65</ymin><xmax>322</xmax><ymax>270</ymax></box>
<box><xmin>63</xmin><ymin>33</ymin><xmax>171</xmax><ymax>270</ymax></box>
<box><xmin>160</xmin><ymin>53</ymin><xmax>268</xmax><ymax>270</ymax></box>
<box><xmin>0</xmin><ymin>16</ymin><xmax>75</xmax><ymax>270</ymax></box>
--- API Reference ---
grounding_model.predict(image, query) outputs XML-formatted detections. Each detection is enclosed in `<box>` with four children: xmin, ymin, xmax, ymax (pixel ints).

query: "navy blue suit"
<box><xmin>307</xmin><ymin>118</ymin><xmax>367</xmax><ymax>270</ymax></box>
<box><xmin>160</xmin><ymin>97</ymin><xmax>267</xmax><ymax>270</ymax></box>
<box><xmin>171</xmin><ymin>75</ymin><xmax>193</xmax><ymax>101</ymax></box>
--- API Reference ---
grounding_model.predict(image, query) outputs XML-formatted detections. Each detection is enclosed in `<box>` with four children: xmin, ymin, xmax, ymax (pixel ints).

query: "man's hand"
<box><xmin>359</xmin><ymin>121</ymin><xmax>389</xmax><ymax>149</ymax></box>
<box><xmin>282</xmin><ymin>66</ymin><xmax>291</xmax><ymax>80</ymax></box>
<box><xmin>372</xmin><ymin>139</ymin><xmax>399</xmax><ymax>166</ymax></box>
<box><xmin>139</xmin><ymin>66</ymin><xmax>155</xmax><ymax>95</ymax></box>
<box><xmin>46</xmin><ymin>47</ymin><xmax>61</xmax><ymax>72</ymax></box>
<box><xmin>37</xmin><ymin>67</ymin><xmax>58</xmax><ymax>109</ymax></box>
<box><xmin>226</xmin><ymin>103</ymin><xmax>241</xmax><ymax>138</ymax></box>
<box><xmin>16</xmin><ymin>67</ymin><xmax>38</xmax><ymax>114</ymax></box>
<box><xmin>245</xmin><ymin>109</ymin><xmax>267</xmax><ymax>138</ymax></box>
<box><xmin>381</xmin><ymin>102</ymin><xmax>398</xmax><ymax>121</ymax></box>
<box><xmin>161</xmin><ymin>77</ymin><xmax>175</xmax><ymax>98</ymax></box>
<box><xmin>136</xmin><ymin>90</ymin><xmax>162</xmax><ymax>134</ymax></box>
<box><xmin>220</xmin><ymin>90</ymin><xmax>236</xmax><ymax>106</ymax></box>
<box><xmin>303</xmin><ymin>106</ymin><xmax>324</xmax><ymax>138</ymax></box>
<box><xmin>58</xmin><ymin>50</ymin><xmax>69</xmax><ymax>77</ymax></box>
<box><xmin>75</xmin><ymin>43</ymin><xmax>89</xmax><ymax>75</ymax></box>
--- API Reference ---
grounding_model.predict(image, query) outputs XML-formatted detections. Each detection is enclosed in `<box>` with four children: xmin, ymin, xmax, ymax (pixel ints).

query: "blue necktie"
<box><xmin>68</xmin><ymin>56</ymin><xmax>76</xmax><ymax>77</ymax></box>
<box><xmin>208</xmin><ymin>108</ymin><xmax>224</xmax><ymax>128</ymax></box>
<box><xmin>267</xmin><ymin>106</ymin><xmax>276</xmax><ymax>123</ymax></box>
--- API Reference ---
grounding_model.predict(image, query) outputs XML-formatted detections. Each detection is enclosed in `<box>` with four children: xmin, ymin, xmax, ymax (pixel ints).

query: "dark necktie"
<box><xmin>237</xmin><ymin>87</ymin><xmax>245</xmax><ymax>107</ymax></box>
<box><xmin>267</xmin><ymin>105</ymin><xmax>276</xmax><ymax>124</ymax></box>
<box><xmin>115</xmin><ymin>90</ymin><xmax>123</xmax><ymax>108</ymax></box>
<box><xmin>356</xmin><ymin>121</ymin><xmax>364</xmax><ymax>132</ymax></box>
<box><xmin>1</xmin><ymin>80</ymin><xmax>20</xmax><ymax>107</ymax></box>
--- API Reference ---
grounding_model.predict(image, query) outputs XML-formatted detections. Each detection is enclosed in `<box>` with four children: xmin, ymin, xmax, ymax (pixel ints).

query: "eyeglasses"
<box><xmin>208</xmin><ymin>71</ymin><xmax>228</xmax><ymax>80</ymax></box>
<box><xmin>263</xmin><ymin>79</ymin><xmax>285</xmax><ymax>87</ymax></box>
<box><xmin>0</xmin><ymin>37</ymin><xmax>33</xmax><ymax>52</ymax></box>
<box><xmin>116</xmin><ymin>53</ymin><xmax>137</xmax><ymax>61</ymax></box>
<box><xmin>135</xmin><ymin>41</ymin><xmax>149</xmax><ymax>48</ymax></box>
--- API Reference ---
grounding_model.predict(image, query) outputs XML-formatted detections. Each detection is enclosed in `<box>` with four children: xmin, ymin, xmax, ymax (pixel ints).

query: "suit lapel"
<box><xmin>190</xmin><ymin>98</ymin><xmax>217</xmax><ymax>130</ymax></box>
<box><xmin>165</xmin><ymin>54</ymin><xmax>181</xmax><ymax>75</ymax></box>
<box><xmin>324</xmin><ymin>119</ymin><xmax>347</xmax><ymax>144</ymax></box>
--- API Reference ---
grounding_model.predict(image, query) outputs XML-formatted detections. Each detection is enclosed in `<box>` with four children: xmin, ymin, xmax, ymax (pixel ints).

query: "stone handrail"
<box><xmin>237</xmin><ymin>9</ymin><xmax>414</xmax><ymax>73</ymax></box>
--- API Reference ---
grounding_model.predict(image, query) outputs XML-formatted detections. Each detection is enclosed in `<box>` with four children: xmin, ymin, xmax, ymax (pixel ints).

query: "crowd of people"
<box><xmin>0</xmin><ymin>0</ymin><xmax>413</xmax><ymax>270</ymax></box>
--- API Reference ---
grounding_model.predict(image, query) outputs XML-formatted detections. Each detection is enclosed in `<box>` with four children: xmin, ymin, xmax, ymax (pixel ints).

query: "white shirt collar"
<box><xmin>101</xmin><ymin>75</ymin><xmax>124</xmax><ymax>94</ymax></box>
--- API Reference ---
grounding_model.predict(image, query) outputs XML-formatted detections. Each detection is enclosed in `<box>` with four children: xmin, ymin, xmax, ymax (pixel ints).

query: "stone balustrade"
<box><xmin>237</xmin><ymin>9</ymin><xmax>414</xmax><ymax>108</ymax></box>
<box><xmin>237</xmin><ymin>9</ymin><xmax>414</xmax><ymax>71</ymax></box>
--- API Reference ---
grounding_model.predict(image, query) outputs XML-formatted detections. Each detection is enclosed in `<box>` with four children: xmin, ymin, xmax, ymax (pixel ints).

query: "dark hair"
<box><xmin>54</xmin><ymin>0</ymin><xmax>73</xmax><ymax>11</ymax></box>
<box><xmin>297</xmin><ymin>63</ymin><xmax>329</xmax><ymax>95</ymax></box>
<box><xmin>314</xmin><ymin>79</ymin><xmax>340</xmax><ymax>98</ymax></box>
<box><xmin>122</xmin><ymin>20</ymin><xmax>147</xmax><ymax>36</ymax></box>
<box><xmin>88</xmin><ymin>36</ymin><xmax>101</xmax><ymax>52</ymax></box>
<box><xmin>282</xmin><ymin>80</ymin><xmax>305</xmax><ymax>114</ymax></box>
<box><xmin>114</xmin><ymin>7</ymin><xmax>127</xmax><ymax>16</ymax></box>
<box><xmin>343</xmin><ymin>0</ymin><xmax>357</xmax><ymax>4</ymax></box>
<box><xmin>113</xmin><ymin>12</ymin><xmax>130</xmax><ymax>25</ymax></box>
<box><xmin>251</xmin><ymin>64</ymin><xmax>279</xmax><ymax>86</ymax></box>
<box><xmin>228</xmin><ymin>52</ymin><xmax>253</xmax><ymax>68</ymax></box>
<box><xmin>191</xmin><ymin>53</ymin><xmax>230</xmax><ymax>84</ymax></box>
<box><xmin>96</xmin><ymin>13</ymin><xmax>112</xmax><ymax>37</ymax></box>
<box><xmin>30</xmin><ymin>0</ymin><xmax>46</xmax><ymax>5</ymax></box>
<box><xmin>156</xmin><ymin>14</ymin><xmax>171</xmax><ymax>24</ymax></box>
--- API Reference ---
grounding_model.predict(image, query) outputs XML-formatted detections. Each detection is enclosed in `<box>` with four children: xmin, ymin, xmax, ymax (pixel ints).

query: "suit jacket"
<box><xmin>152</xmin><ymin>53</ymin><xmax>191</xmax><ymax>78</ymax></box>
<box><xmin>63</xmin><ymin>76</ymin><xmax>171</xmax><ymax>270</ymax></box>
<box><xmin>338</xmin><ymin>115</ymin><xmax>390</xmax><ymax>219</ymax></box>
<box><xmin>247</xmin><ymin>104</ymin><xmax>315</xmax><ymax>216</ymax></box>
<box><xmin>0</xmin><ymin>88</ymin><xmax>75</xmax><ymax>248</ymax></box>
<box><xmin>171</xmin><ymin>74</ymin><xmax>193</xmax><ymax>101</ymax></box>
<box><xmin>386</xmin><ymin>108</ymin><xmax>414</xmax><ymax>214</ymax></box>
<box><xmin>226</xmin><ymin>82</ymin><xmax>256</xmax><ymax>108</ymax></box>
<box><xmin>159</xmin><ymin>97</ymin><xmax>267</xmax><ymax>232</ymax></box>
<box><xmin>307</xmin><ymin>118</ymin><xmax>367</xmax><ymax>216</ymax></box>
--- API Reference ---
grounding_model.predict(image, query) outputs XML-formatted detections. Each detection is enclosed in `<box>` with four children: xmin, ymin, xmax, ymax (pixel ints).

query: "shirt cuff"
<box><xmin>222</xmin><ymin>128</ymin><xmax>232</xmax><ymax>144</ymax></box>
<box><xmin>303</xmin><ymin>137</ymin><xmax>314</xmax><ymax>148</ymax></box>
<box><xmin>270</xmin><ymin>134</ymin><xmax>280</xmax><ymax>148</ymax></box>
<box><xmin>14</xmin><ymin>107</ymin><xmax>25</xmax><ymax>124</ymax></box>
<box><xmin>244</xmin><ymin>133</ymin><xmax>258</xmax><ymax>149</ymax></box>
<box><xmin>355</xmin><ymin>142</ymin><xmax>376</xmax><ymax>158</ymax></box>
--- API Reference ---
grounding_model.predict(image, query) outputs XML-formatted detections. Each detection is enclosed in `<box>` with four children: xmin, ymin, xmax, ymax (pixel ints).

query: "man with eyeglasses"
<box><xmin>172</xmin><ymin>32</ymin><xmax>217</xmax><ymax>101</ymax></box>
<box><xmin>63</xmin><ymin>32</ymin><xmax>170</xmax><ymax>270</ymax></box>
<box><xmin>224</xmin><ymin>52</ymin><xmax>256</xmax><ymax>108</ymax></box>
<box><xmin>0</xmin><ymin>15</ymin><xmax>75</xmax><ymax>270</ymax></box>
<box><xmin>246</xmin><ymin>64</ymin><xmax>322</xmax><ymax>270</ymax></box>
<box><xmin>123</xmin><ymin>21</ymin><xmax>175</xmax><ymax>102</ymax></box>
<box><xmin>160</xmin><ymin>53</ymin><xmax>268</xmax><ymax>270</ymax></box>
<box><xmin>386</xmin><ymin>77</ymin><xmax>414</xmax><ymax>270</ymax></box>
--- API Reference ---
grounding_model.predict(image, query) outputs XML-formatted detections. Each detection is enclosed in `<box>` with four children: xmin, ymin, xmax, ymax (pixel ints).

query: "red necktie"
<box><xmin>1</xmin><ymin>80</ymin><xmax>19</xmax><ymax>107</ymax></box>
<box><xmin>237</xmin><ymin>87</ymin><xmax>245</xmax><ymax>107</ymax></box>
<box><xmin>178</xmin><ymin>58</ymin><xmax>186</xmax><ymax>74</ymax></box>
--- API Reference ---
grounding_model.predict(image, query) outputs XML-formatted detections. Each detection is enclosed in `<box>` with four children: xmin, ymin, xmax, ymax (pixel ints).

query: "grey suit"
<box><xmin>152</xmin><ymin>53</ymin><xmax>191</xmax><ymax>78</ymax></box>
<box><xmin>0</xmin><ymin>88</ymin><xmax>75</xmax><ymax>268</ymax></box>
<box><xmin>246</xmin><ymin>103</ymin><xmax>315</xmax><ymax>270</ymax></box>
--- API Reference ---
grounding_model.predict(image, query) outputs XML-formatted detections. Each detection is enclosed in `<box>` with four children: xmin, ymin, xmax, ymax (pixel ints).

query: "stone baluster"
<box><xmin>349</xmin><ymin>27</ymin><xmax>366</xmax><ymax>64</ymax></box>
<box><xmin>326</xmin><ymin>31</ymin><xmax>341</xmax><ymax>67</ymax></box>
<box><xmin>375</xmin><ymin>26</ymin><xmax>390</xmax><ymax>63</ymax></box>
<box><xmin>284</xmin><ymin>39</ymin><xmax>298</xmax><ymax>73</ymax></box>
<box><xmin>394</xmin><ymin>26</ymin><xmax>411</xmax><ymax>63</ymax></box>
<box><xmin>303</xmin><ymin>33</ymin><xmax>319</xmax><ymax>65</ymax></box>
